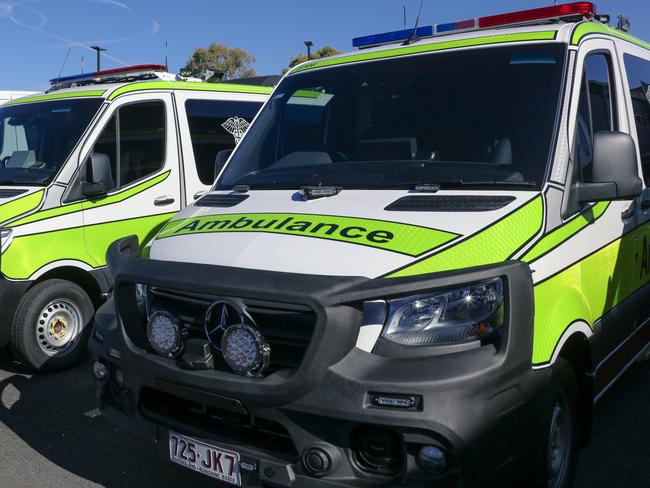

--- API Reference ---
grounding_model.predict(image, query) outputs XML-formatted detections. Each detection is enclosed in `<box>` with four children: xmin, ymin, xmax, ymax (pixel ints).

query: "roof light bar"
<box><xmin>353</xmin><ymin>2</ymin><xmax>597</xmax><ymax>49</ymax></box>
<box><xmin>50</xmin><ymin>64</ymin><xmax>167</xmax><ymax>85</ymax></box>
<box><xmin>479</xmin><ymin>2</ymin><xmax>596</xmax><ymax>28</ymax></box>
<box><xmin>353</xmin><ymin>26</ymin><xmax>434</xmax><ymax>49</ymax></box>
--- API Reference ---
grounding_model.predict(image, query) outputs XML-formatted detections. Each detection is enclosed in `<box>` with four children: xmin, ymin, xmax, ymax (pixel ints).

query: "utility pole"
<box><xmin>90</xmin><ymin>45</ymin><xmax>106</xmax><ymax>71</ymax></box>
<box><xmin>304</xmin><ymin>40</ymin><xmax>314</xmax><ymax>60</ymax></box>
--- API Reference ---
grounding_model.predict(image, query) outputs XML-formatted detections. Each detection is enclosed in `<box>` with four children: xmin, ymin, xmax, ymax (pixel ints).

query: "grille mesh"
<box><xmin>195</xmin><ymin>193</ymin><xmax>249</xmax><ymax>208</ymax></box>
<box><xmin>0</xmin><ymin>189</ymin><xmax>28</xmax><ymax>199</ymax></box>
<box><xmin>385</xmin><ymin>195</ymin><xmax>515</xmax><ymax>212</ymax></box>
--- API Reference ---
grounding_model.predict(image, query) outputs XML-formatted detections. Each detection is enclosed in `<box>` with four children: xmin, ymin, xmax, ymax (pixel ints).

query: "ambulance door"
<box><xmin>77</xmin><ymin>93</ymin><xmax>182</xmax><ymax>267</ymax></box>
<box><xmin>571</xmin><ymin>39</ymin><xmax>639</xmax><ymax>362</ymax></box>
<box><xmin>618</xmin><ymin>45</ymin><xmax>650</xmax><ymax>311</ymax></box>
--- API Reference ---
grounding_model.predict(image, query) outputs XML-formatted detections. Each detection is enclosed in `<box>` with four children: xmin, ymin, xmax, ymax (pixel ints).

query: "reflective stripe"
<box><xmin>0</xmin><ymin>190</ymin><xmax>44</xmax><ymax>224</ymax></box>
<box><xmin>290</xmin><ymin>31</ymin><xmax>558</xmax><ymax>74</ymax></box>
<box><xmin>532</xmin><ymin>226</ymin><xmax>644</xmax><ymax>365</ymax></box>
<box><xmin>9</xmin><ymin>170</ymin><xmax>170</xmax><ymax>228</ymax></box>
<box><xmin>108</xmin><ymin>81</ymin><xmax>273</xmax><ymax>100</ymax></box>
<box><xmin>1</xmin><ymin>212</ymin><xmax>175</xmax><ymax>280</ymax></box>
<box><xmin>571</xmin><ymin>22</ymin><xmax>650</xmax><ymax>50</ymax></box>
<box><xmin>522</xmin><ymin>201</ymin><xmax>610</xmax><ymax>263</ymax></box>
<box><xmin>3</xmin><ymin>90</ymin><xmax>106</xmax><ymax>106</ymax></box>
<box><xmin>159</xmin><ymin>213</ymin><xmax>460</xmax><ymax>257</ymax></box>
<box><xmin>388</xmin><ymin>196</ymin><xmax>544</xmax><ymax>278</ymax></box>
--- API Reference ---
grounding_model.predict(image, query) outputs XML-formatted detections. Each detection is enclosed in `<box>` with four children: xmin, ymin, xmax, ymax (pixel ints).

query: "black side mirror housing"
<box><xmin>575</xmin><ymin>131</ymin><xmax>643</xmax><ymax>203</ymax></box>
<box><xmin>82</xmin><ymin>152</ymin><xmax>115</xmax><ymax>198</ymax></box>
<box><xmin>214</xmin><ymin>149</ymin><xmax>233</xmax><ymax>182</ymax></box>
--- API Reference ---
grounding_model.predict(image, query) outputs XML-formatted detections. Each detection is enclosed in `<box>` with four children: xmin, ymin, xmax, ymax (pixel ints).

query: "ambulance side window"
<box><xmin>575</xmin><ymin>53</ymin><xmax>615</xmax><ymax>182</ymax></box>
<box><xmin>623</xmin><ymin>54</ymin><xmax>650</xmax><ymax>184</ymax></box>
<box><xmin>93</xmin><ymin>101</ymin><xmax>165</xmax><ymax>190</ymax></box>
<box><xmin>185</xmin><ymin>100</ymin><xmax>262</xmax><ymax>185</ymax></box>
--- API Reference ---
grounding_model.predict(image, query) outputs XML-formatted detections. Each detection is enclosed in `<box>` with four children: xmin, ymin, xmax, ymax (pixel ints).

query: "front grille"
<box><xmin>385</xmin><ymin>195</ymin><xmax>515</xmax><ymax>212</ymax></box>
<box><xmin>195</xmin><ymin>193</ymin><xmax>249</xmax><ymax>207</ymax></box>
<box><xmin>143</xmin><ymin>288</ymin><xmax>317</xmax><ymax>374</ymax></box>
<box><xmin>140</xmin><ymin>387</ymin><xmax>298</xmax><ymax>458</ymax></box>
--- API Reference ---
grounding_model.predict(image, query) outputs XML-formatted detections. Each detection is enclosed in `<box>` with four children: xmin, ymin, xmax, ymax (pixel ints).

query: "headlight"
<box><xmin>146</xmin><ymin>311</ymin><xmax>183</xmax><ymax>358</ymax></box>
<box><xmin>0</xmin><ymin>228</ymin><xmax>13</xmax><ymax>253</ymax></box>
<box><xmin>380</xmin><ymin>278</ymin><xmax>504</xmax><ymax>346</ymax></box>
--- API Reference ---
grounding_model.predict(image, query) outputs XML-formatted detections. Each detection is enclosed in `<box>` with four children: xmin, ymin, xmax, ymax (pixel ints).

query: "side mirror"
<box><xmin>214</xmin><ymin>149</ymin><xmax>232</xmax><ymax>181</ymax></box>
<box><xmin>575</xmin><ymin>131</ymin><xmax>643</xmax><ymax>203</ymax></box>
<box><xmin>81</xmin><ymin>152</ymin><xmax>115</xmax><ymax>198</ymax></box>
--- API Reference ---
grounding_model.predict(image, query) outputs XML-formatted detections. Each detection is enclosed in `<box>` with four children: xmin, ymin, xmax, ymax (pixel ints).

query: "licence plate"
<box><xmin>169</xmin><ymin>431</ymin><xmax>241</xmax><ymax>486</ymax></box>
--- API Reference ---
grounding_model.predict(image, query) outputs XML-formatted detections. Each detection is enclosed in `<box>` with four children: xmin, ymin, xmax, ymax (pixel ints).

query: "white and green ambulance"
<box><xmin>92</xmin><ymin>4</ymin><xmax>650</xmax><ymax>487</ymax></box>
<box><xmin>0</xmin><ymin>65</ymin><xmax>271</xmax><ymax>371</ymax></box>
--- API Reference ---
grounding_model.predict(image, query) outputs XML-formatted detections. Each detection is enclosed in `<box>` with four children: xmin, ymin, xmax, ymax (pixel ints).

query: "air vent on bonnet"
<box><xmin>0</xmin><ymin>189</ymin><xmax>28</xmax><ymax>199</ymax></box>
<box><xmin>385</xmin><ymin>195</ymin><xmax>515</xmax><ymax>212</ymax></box>
<box><xmin>195</xmin><ymin>193</ymin><xmax>249</xmax><ymax>208</ymax></box>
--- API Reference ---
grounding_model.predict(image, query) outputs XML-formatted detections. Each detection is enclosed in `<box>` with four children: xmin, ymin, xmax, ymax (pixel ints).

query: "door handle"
<box><xmin>621</xmin><ymin>206</ymin><xmax>635</xmax><ymax>220</ymax></box>
<box><xmin>154</xmin><ymin>195</ymin><xmax>175</xmax><ymax>206</ymax></box>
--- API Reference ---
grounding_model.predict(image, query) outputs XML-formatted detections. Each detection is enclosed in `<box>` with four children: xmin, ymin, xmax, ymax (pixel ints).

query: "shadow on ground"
<box><xmin>0</xmin><ymin>351</ymin><xmax>216</xmax><ymax>488</ymax></box>
<box><xmin>0</xmin><ymin>349</ymin><xmax>648</xmax><ymax>487</ymax></box>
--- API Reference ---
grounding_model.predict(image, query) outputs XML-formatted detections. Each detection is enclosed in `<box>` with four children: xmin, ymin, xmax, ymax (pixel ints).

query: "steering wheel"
<box><xmin>0</xmin><ymin>156</ymin><xmax>10</xmax><ymax>168</ymax></box>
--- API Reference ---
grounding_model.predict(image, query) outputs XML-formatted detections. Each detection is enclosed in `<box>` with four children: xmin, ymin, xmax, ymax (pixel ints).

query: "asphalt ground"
<box><xmin>0</xmin><ymin>351</ymin><xmax>648</xmax><ymax>487</ymax></box>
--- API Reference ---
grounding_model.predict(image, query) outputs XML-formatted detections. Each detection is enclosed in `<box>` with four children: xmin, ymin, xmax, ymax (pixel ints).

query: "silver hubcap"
<box><xmin>548</xmin><ymin>392</ymin><xmax>572</xmax><ymax>488</ymax></box>
<box><xmin>36</xmin><ymin>299</ymin><xmax>83</xmax><ymax>357</ymax></box>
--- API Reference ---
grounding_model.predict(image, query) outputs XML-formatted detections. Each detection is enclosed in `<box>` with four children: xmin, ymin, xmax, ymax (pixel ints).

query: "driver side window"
<box><xmin>575</xmin><ymin>53</ymin><xmax>616</xmax><ymax>182</ymax></box>
<box><xmin>92</xmin><ymin>101</ymin><xmax>166</xmax><ymax>190</ymax></box>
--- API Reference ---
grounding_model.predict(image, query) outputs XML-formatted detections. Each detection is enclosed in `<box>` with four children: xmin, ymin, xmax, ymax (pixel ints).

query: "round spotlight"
<box><xmin>221</xmin><ymin>324</ymin><xmax>270</xmax><ymax>376</ymax></box>
<box><xmin>418</xmin><ymin>445</ymin><xmax>447</xmax><ymax>475</ymax></box>
<box><xmin>147</xmin><ymin>311</ymin><xmax>183</xmax><ymax>358</ymax></box>
<box><xmin>93</xmin><ymin>361</ymin><xmax>107</xmax><ymax>381</ymax></box>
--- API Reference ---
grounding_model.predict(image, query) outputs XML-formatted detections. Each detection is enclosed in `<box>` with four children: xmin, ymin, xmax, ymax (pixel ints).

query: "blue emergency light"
<box><xmin>353</xmin><ymin>2</ymin><xmax>596</xmax><ymax>49</ymax></box>
<box><xmin>353</xmin><ymin>25</ymin><xmax>434</xmax><ymax>49</ymax></box>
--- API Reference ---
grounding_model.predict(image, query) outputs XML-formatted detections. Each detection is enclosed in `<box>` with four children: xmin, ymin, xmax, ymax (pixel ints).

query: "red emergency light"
<box><xmin>479</xmin><ymin>2</ymin><xmax>596</xmax><ymax>29</ymax></box>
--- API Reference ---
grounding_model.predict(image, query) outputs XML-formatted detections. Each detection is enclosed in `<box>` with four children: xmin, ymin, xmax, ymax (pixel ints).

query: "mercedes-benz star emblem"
<box><xmin>204</xmin><ymin>300</ymin><xmax>270</xmax><ymax>377</ymax></box>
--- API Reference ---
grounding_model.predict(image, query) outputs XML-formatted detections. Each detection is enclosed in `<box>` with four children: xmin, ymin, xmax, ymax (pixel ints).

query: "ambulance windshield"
<box><xmin>0</xmin><ymin>98</ymin><xmax>102</xmax><ymax>185</ymax></box>
<box><xmin>218</xmin><ymin>43</ymin><xmax>566</xmax><ymax>190</ymax></box>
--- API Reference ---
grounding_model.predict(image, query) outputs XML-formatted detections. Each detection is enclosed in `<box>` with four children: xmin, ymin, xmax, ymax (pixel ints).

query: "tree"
<box><xmin>183</xmin><ymin>43</ymin><xmax>256</xmax><ymax>81</ymax></box>
<box><xmin>284</xmin><ymin>46</ymin><xmax>341</xmax><ymax>73</ymax></box>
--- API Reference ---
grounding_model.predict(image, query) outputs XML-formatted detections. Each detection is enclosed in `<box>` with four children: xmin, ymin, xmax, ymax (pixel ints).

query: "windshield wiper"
<box><xmin>446</xmin><ymin>180</ymin><xmax>538</xmax><ymax>188</ymax></box>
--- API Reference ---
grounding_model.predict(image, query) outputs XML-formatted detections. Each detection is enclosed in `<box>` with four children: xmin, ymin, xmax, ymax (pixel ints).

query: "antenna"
<box><xmin>57</xmin><ymin>48</ymin><xmax>71</xmax><ymax>80</ymax></box>
<box><xmin>165</xmin><ymin>40</ymin><xmax>168</xmax><ymax>70</ymax></box>
<box><xmin>404</xmin><ymin>0</ymin><xmax>424</xmax><ymax>45</ymax></box>
<box><xmin>81</xmin><ymin>55</ymin><xmax>85</xmax><ymax>74</ymax></box>
<box><xmin>403</xmin><ymin>1</ymin><xmax>407</xmax><ymax>28</ymax></box>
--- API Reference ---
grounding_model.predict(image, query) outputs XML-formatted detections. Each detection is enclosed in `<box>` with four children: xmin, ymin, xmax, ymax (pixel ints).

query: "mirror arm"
<box><xmin>574</xmin><ymin>181</ymin><xmax>618</xmax><ymax>204</ymax></box>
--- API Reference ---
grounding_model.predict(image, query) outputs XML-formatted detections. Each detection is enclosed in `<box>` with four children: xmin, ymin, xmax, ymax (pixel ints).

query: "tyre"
<box><xmin>526</xmin><ymin>358</ymin><xmax>581</xmax><ymax>488</ymax></box>
<box><xmin>11</xmin><ymin>279</ymin><xmax>95</xmax><ymax>372</ymax></box>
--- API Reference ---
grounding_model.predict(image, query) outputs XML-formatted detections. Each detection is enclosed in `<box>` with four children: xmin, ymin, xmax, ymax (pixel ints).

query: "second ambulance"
<box><xmin>92</xmin><ymin>3</ymin><xmax>650</xmax><ymax>487</ymax></box>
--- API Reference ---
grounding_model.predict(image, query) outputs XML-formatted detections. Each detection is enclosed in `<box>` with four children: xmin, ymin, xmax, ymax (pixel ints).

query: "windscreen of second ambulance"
<box><xmin>218</xmin><ymin>44</ymin><xmax>566</xmax><ymax>190</ymax></box>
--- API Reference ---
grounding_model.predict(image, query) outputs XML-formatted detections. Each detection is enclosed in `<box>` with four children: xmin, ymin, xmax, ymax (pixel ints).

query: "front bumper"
<box><xmin>90</xmin><ymin>237</ymin><xmax>550</xmax><ymax>487</ymax></box>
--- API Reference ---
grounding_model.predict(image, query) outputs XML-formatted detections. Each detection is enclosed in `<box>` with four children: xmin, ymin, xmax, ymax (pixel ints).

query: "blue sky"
<box><xmin>1</xmin><ymin>0</ymin><xmax>648</xmax><ymax>91</ymax></box>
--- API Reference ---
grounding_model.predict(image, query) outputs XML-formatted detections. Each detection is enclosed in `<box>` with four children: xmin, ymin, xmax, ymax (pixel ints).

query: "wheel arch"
<box><xmin>30</xmin><ymin>265</ymin><xmax>107</xmax><ymax>309</ymax></box>
<box><xmin>557</xmin><ymin>330</ymin><xmax>594</xmax><ymax>445</ymax></box>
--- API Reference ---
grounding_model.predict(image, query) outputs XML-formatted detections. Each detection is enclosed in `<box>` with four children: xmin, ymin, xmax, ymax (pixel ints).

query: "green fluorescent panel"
<box><xmin>389</xmin><ymin>196</ymin><xmax>544</xmax><ymax>278</ymax></box>
<box><xmin>158</xmin><ymin>213</ymin><xmax>460</xmax><ymax>257</ymax></box>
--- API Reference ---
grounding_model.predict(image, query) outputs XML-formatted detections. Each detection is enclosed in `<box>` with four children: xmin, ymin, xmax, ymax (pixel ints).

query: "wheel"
<box><xmin>11</xmin><ymin>279</ymin><xmax>95</xmax><ymax>372</ymax></box>
<box><xmin>526</xmin><ymin>358</ymin><xmax>581</xmax><ymax>488</ymax></box>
